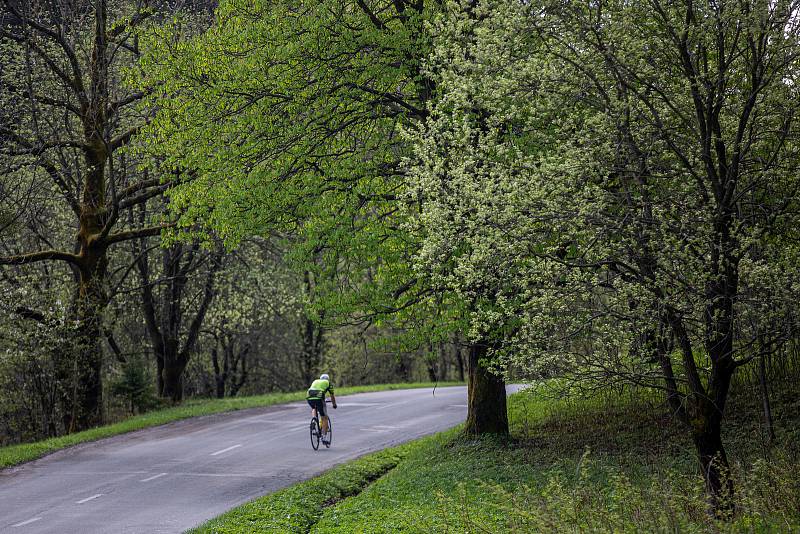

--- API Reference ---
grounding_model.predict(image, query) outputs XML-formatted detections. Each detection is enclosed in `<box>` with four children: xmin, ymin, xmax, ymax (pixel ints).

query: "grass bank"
<box><xmin>0</xmin><ymin>381</ymin><xmax>462</xmax><ymax>469</ymax></box>
<box><xmin>194</xmin><ymin>385</ymin><xmax>800</xmax><ymax>533</ymax></box>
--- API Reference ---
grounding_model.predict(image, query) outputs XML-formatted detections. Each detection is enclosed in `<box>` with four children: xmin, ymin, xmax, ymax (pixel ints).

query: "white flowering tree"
<box><xmin>406</xmin><ymin>0</ymin><xmax>545</xmax><ymax>434</ymax></box>
<box><xmin>411</xmin><ymin>0</ymin><xmax>800</xmax><ymax>512</ymax></box>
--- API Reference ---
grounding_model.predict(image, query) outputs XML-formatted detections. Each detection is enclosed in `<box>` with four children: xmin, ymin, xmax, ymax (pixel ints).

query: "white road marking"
<box><xmin>173</xmin><ymin>472</ymin><xmax>266</xmax><ymax>478</ymax></box>
<box><xmin>12</xmin><ymin>517</ymin><xmax>42</xmax><ymax>528</ymax></box>
<box><xmin>76</xmin><ymin>494</ymin><xmax>103</xmax><ymax>504</ymax></box>
<box><xmin>380</xmin><ymin>400</ymin><xmax>411</xmax><ymax>409</ymax></box>
<box><xmin>449</xmin><ymin>404</ymin><xmax>468</xmax><ymax>408</ymax></box>
<box><xmin>247</xmin><ymin>418</ymin><xmax>288</xmax><ymax>424</ymax></box>
<box><xmin>210</xmin><ymin>444</ymin><xmax>242</xmax><ymax>456</ymax></box>
<box><xmin>139</xmin><ymin>472</ymin><xmax>168</xmax><ymax>482</ymax></box>
<box><xmin>374</xmin><ymin>425</ymin><xmax>399</xmax><ymax>430</ymax></box>
<box><xmin>57</xmin><ymin>471</ymin><xmax>148</xmax><ymax>476</ymax></box>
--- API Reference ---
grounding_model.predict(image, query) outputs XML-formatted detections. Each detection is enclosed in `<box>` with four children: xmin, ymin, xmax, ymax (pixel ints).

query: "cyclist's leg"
<box><xmin>307</xmin><ymin>399</ymin><xmax>318</xmax><ymax>419</ymax></box>
<box><xmin>319</xmin><ymin>400</ymin><xmax>328</xmax><ymax>433</ymax></box>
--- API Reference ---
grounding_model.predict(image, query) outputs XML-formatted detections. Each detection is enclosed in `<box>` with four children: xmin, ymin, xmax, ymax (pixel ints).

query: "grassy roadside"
<box><xmin>0</xmin><ymin>381</ymin><xmax>462</xmax><ymax>469</ymax></box>
<box><xmin>193</xmin><ymin>386</ymin><xmax>800</xmax><ymax>533</ymax></box>
<box><xmin>188</xmin><ymin>440</ymin><xmax>421</xmax><ymax>533</ymax></box>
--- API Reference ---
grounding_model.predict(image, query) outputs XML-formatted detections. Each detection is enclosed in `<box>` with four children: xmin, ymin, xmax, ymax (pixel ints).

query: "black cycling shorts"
<box><xmin>307</xmin><ymin>398</ymin><xmax>327</xmax><ymax>417</ymax></box>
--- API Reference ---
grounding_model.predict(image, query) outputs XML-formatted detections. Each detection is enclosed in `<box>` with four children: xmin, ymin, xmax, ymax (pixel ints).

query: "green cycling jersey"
<box><xmin>306</xmin><ymin>378</ymin><xmax>334</xmax><ymax>400</ymax></box>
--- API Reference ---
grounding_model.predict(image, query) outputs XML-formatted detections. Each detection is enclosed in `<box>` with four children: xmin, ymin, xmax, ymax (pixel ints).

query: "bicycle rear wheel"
<box><xmin>324</xmin><ymin>419</ymin><xmax>332</xmax><ymax>448</ymax></box>
<box><xmin>310</xmin><ymin>418</ymin><xmax>320</xmax><ymax>450</ymax></box>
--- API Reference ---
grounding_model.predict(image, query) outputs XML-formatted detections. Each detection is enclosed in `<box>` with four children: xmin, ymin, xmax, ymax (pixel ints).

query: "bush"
<box><xmin>110</xmin><ymin>359</ymin><xmax>159</xmax><ymax>415</ymax></box>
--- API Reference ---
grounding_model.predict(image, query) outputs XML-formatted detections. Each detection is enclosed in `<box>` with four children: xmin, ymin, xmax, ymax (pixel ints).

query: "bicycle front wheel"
<box><xmin>324</xmin><ymin>419</ymin><xmax>332</xmax><ymax>448</ymax></box>
<box><xmin>310</xmin><ymin>418</ymin><xmax>320</xmax><ymax>450</ymax></box>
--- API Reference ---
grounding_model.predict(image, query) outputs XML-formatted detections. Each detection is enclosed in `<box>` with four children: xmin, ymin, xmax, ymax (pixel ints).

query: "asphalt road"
<box><xmin>0</xmin><ymin>385</ymin><xmax>511</xmax><ymax>533</ymax></box>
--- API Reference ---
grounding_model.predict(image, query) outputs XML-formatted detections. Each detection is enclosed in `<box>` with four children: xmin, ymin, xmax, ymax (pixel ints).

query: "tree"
<box><xmin>411</xmin><ymin>0</ymin><xmax>800</xmax><ymax>512</ymax></box>
<box><xmin>0</xmin><ymin>0</ymin><xmax>177</xmax><ymax>430</ymax></box>
<box><xmin>140</xmin><ymin>0</ymin><xmax>510</xmax><ymax>433</ymax></box>
<box><xmin>135</xmin><ymin>238</ymin><xmax>222</xmax><ymax>402</ymax></box>
<box><xmin>536</xmin><ymin>0</ymin><xmax>800</xmax><ymax>512</ymax></box>
<box><xmin>407</xmin><ymin>0</ymin><xmax>541</xmax><ymax>434</ymax></box>
<box><xmin>199</xmin><ymin>239</ymin><xmax>301</xmax><ymax>397</ymax></box>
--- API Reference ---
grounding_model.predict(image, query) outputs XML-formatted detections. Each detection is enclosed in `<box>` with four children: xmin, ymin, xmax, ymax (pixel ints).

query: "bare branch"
<box><xmin>105</xmin><ymin>222</ymin><xmax>177</xmax><ymax>245</ymax></box>
<box><xmin>110</xmin><ymin>126</ymin><xmax>141</xmax><ymax>150</ymax></box>
<box><xmin>0</xmin><ymin>249</ymin><xmax>81</xmax><ymax>266</ymax></box>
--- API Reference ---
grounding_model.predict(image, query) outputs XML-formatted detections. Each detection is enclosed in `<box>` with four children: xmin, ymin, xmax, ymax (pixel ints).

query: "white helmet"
<box><xmin>320</xmin><ymin>373</ymin><xmax>330</xmax><ymax>380</ymax></box>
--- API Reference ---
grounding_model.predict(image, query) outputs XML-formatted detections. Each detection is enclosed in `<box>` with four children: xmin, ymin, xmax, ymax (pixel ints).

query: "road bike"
<box><xmin>309</xmin><ymin>399</ymin><xmax>332</xmax><ymax>451</ymax></box>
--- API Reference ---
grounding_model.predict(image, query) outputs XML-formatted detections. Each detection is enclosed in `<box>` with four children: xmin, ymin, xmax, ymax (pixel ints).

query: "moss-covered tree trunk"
<box><xmin>57</xmin><ymin>0</ymin><xmax>112</xmax><ymax>433</ymax></box>
<box><xmin>62</xmin><ymin>246</ymin><xmax>108</xmax><ymax>431</ymax></box>
<box><xmin>464</xmin><ymin>340</ymin><xmax>508</xmax><ymax>436</ymax></box>
<box><xmin>61</xmin><ymin>60</ymin><xmax>112</xmax><ymax>431</ymax></box>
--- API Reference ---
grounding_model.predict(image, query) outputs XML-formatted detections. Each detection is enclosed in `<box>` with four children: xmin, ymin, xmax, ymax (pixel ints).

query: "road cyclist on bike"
<box><xmin>307</xmin><ymin>374</ymin><xmax>337</xmax><ymax>445</ymax></box>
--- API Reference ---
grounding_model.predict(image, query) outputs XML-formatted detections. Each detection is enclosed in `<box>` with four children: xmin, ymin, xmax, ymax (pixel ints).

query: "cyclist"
<box><xmin>306</xmin><ymin>373</ymin><xmax>337</xmax><ymax>438</ymax></box>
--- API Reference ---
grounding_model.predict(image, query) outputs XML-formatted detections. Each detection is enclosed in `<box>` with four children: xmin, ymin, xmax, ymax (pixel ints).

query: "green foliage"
<box><xmin>410</xmin><ymin>0</ymin><xmax>800</xmax><ymax>399</ymax></box>
<box><xmin>135</xmin><ymin>0</ymin><xmax>467</xmax><ymax>352</ymax></box>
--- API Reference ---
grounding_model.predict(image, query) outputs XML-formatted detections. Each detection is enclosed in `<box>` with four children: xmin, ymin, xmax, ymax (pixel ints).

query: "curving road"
<box><xmin>0</xmin><ymin>385</ymin><xmax>514</xmax><ymax>533</ymax></box>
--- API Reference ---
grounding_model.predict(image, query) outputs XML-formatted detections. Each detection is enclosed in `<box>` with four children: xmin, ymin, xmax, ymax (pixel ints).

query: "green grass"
<box><xmin>188</xmin><ymin>441</ymin><xmax>419</xmax><ymax>533</ymax></box>
<box><xmin>193</xmin><ymin>384</ymin><xmax>800</xmax><ymax>533</ymax></box>
<box><xmin>0</xmin><ymin>381</ymin><xmax>462</xmax><ymax>469</ymax></box>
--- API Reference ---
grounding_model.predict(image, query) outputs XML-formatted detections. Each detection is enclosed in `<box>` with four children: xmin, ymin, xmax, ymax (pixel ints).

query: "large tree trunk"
<box><xmin>161</xmin><ymin>354</ymin><xmax>187</xmax><ymax>402</ymax></box>
<box><xmin>464</xmin><ymin>340</ymin><xmax>508</xmax><ymax>436</ymax></box>
<box><xmin>691</xmin><ymin>412</ymin><xmax>735</xmax><ymax>517</ymax></box>
<box><xmin>58</xmin><ymin>258</ymin><xmax>107</xmax><ymax>432</ymax></box>
<box><xmin>58</xmin><ymin>238</ymin><xmax>108</xmax><ymax>432</ymax></box>
<box><xmin>58</xmin><ymin>0</ymin><xmax>111</xmax><ymax>433</ymax></box>
<box><xmin>61</xmin><ymin>116</ymin><xmax>111</xmax><ymax>431</ymax></box>
<box><xmin>67</xmin><ymin>271</ymin><xmax>106</xmax><ymax>431</ymax></box>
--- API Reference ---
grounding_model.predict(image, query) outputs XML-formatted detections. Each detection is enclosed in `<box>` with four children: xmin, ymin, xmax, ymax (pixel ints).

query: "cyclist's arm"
<box><xmin>329</xmin><ymin>390</ymin><xmax>337</xmax><ymax>409</ymax></box>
